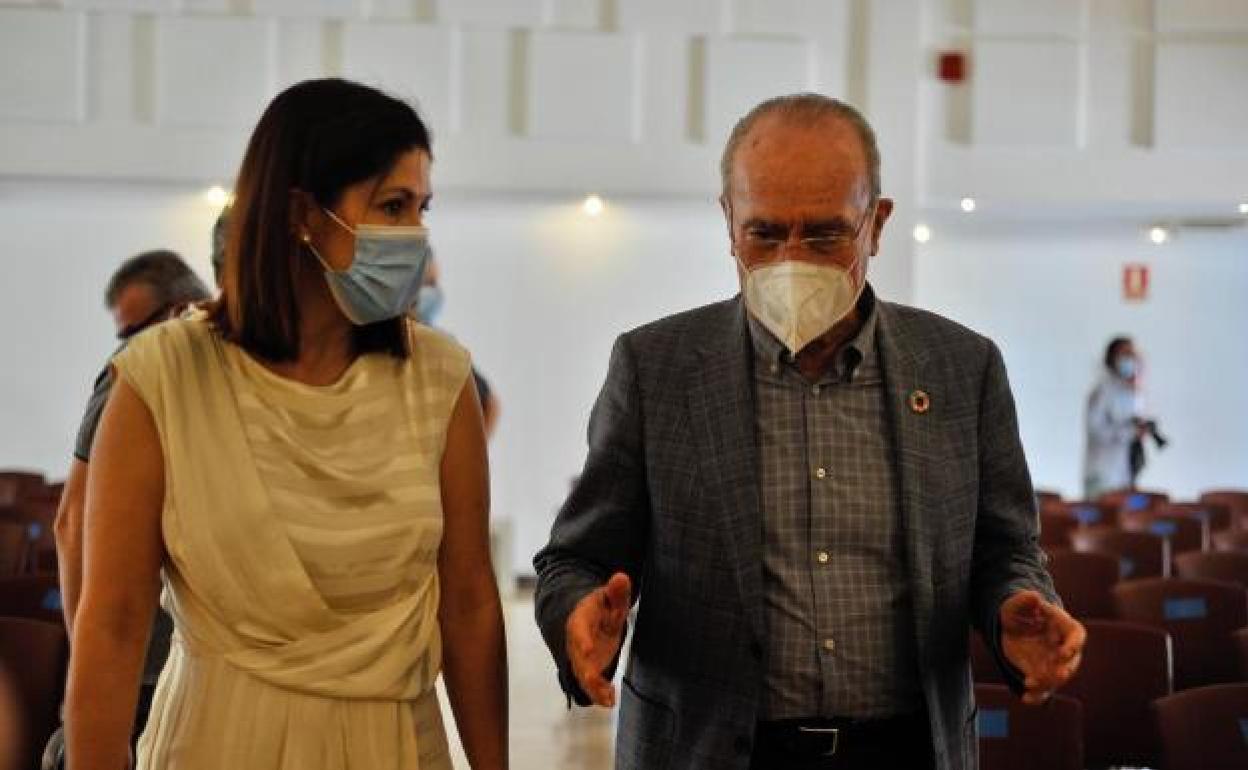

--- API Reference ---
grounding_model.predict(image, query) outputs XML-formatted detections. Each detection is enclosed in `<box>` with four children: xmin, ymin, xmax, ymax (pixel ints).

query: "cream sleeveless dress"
<box><xmin>112</xmin><ymin>316</ymin><xmax>471</xmax><ymax>770</ymax></box>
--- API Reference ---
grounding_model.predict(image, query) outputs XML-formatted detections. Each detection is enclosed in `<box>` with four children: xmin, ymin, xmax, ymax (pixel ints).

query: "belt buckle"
<box><xmin>797</xmin><ymin>726</ymin><xmax>839</xmax><ymax>757</ymax></box>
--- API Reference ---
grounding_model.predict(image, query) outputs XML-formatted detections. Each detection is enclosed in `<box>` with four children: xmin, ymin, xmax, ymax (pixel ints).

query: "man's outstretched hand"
<box><xmin>1000</xmin><ymin>589</ymin><xmax>1086</xmax><ymax>705</ymax></box>
<box><xmin>566</xmin><ymin>572</ymin><xmax>631</xmax><ymax>707</ymax></box>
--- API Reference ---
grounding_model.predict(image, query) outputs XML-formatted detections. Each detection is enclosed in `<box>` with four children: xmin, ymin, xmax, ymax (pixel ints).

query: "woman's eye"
<box><xmin>381</xmin><ymin>199</ymin><xmax>405</xmax><ymax>217</ymax></box>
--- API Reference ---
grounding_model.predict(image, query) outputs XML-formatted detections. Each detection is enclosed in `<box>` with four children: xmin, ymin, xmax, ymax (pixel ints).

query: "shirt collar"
<box><xmin>747</xmin><ymin>283</ymin><xmax>879</xmax><ymax>382</ymax></box>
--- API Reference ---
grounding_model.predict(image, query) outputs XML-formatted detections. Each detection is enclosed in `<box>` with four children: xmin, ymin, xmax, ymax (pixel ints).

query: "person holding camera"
<box><xmin>1084</xmin><ymin>336</ymin><xmax>1166</xmax><ymax>498</ymax></box>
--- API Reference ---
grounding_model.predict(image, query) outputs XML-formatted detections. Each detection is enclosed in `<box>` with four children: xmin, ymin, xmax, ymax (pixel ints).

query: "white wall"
<box><xmin>915</xmin><ymin>217</ymin><xmax>1248</xmax><ymax>501</ymax></box>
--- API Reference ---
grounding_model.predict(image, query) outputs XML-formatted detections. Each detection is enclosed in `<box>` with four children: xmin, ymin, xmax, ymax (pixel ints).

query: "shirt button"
<box><xmin>811</xmin><ymin>385</ymin><xmax>821</xmax><ymax>396</ymax></box>
<box><xmin>769</xmin><ymin>363</ymin><xmax>779</xmax><ymax>374</ymax></box>
<box><xmin>816</xmin><ymin>551</ymin><xmax>830</xmax><ymax>564</ymax></box>
<box><xmin>814</xmin><ymin>467</ymin><xmax>827</xmax><ymax>480</ymax></box>
<box><xmin>823</xmin><ymin>638</ymin><xmax>836</xmax><ymax>652</ymax></box>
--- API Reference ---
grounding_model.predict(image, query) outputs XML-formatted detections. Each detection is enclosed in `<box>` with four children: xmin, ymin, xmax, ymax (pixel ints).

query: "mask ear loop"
<box><xmin>301</xmin><ymin>231</ymin><xmax>337</xmax><ymax>273</ymax></box>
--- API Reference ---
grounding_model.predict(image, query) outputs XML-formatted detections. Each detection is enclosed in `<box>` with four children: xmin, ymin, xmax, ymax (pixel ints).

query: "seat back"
<box><xmin>1162</xmin><ymin>502</ymin><xmax>1234</xmax><ymax>533</ymax></box>
<box><xmin>1059</xmin><ymin>619</ymin><xmax>1171</xmax><ymax>767</ymax></box>
<box><xmin>1200</xmin><ymin>490</ymin><xmax>1248</xmax><ymax>529</ymax></box>
<box><xmin>1039</xmin><ymin>511</ymin><xmax>1078</xmax><ymax>551</ymax></box>
<box><xmin>1174</xmin><ymin>551</ymin><xmax>1248</xmax><ymax>588</ymax></box>
<box><xmin>0</xmin><ymin>575</ymin><xmax>63</xmax><ymax>624</ymax></box>
<box><xmin>1098</xmin><ymin>489</ymin><xmax>1169</xmax><ymax>513</ymax></box>
<box><xmin>1235</xmin><ymin>628</ymin><xmax>1248</xmax><ymax>681</ymax></box>
<box><xmin>0</xmin><ymin>617</ymin><xmax>68</xmax><ymax>770</ymax></box>
<box><xmin>1153</xmin><ymin>683</ymin><xmax>1248</xmax><ymax>770</ymax></box>
<box><xmin>975</xmin><ymin>683</ymin><xmax>1083</xmax><ymax>770</ymax></box>
<box><xmin>1048</xmin><ymin>550</ymin><xmax>1119</xmax><ymax>619</ymax></box>
<box><xmin>1112</xmin><ymin>577</ymin><xmax>1248</xmax><ymax>690</ymax></box>
<box><xmin>0</xmin><ymin>471</ymin><xmax>45</xmax><ymax>507</ymax></box>
<box><xmin>1212</xmin><ymin>529</ymin><xmax>1248</xmax><ymax>553</ymax></box>
<box><xmin>0</xmin><ymin>522</ymin><xmax>26</xmax><ymax>577</ymax></box>
<box><xmin>1071</xmin><ymin>526</ymin><xmax>1169</xmax><ymax>579</ymax></box>
<box><xmin>1120</xmin><ymin>511</ymin><xmax>1207</xmax><ymax>557</ymax></box>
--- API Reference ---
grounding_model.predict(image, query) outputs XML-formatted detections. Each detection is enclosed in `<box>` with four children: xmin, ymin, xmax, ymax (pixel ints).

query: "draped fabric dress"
<box><xmin>111</xmin><ymin>315</ymin><xmax>471</xmax><ymax>770</ymax></box>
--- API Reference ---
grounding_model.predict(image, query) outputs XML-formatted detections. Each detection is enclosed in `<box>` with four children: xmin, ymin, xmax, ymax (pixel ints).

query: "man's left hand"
<box><xmin>999</xmin><ymin>590</ymin><xmax>1086</xmax><ymax>705</ymax></box>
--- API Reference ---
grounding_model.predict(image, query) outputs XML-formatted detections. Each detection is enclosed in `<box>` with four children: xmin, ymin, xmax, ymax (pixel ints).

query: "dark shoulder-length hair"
<box><xmin>209</xmin><ymin>78</ymin><xmax>432</xmax><ymax>361</ymax></box>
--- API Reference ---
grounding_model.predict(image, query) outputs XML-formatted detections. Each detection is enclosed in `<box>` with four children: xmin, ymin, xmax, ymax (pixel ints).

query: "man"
<box><xmin>1084</xmin><ymin>336</ymin><xmax>1163</xmax><ymax>499</ymax></box>
<box><xmin>51</xmin><ymin>250</ymin><xmax>211</xmax><ymax>761</ymax></box>
<box><xmin>534</xmin><ymin>95</ymin><xmax>1084</xmax><ymax>770</ymax></box>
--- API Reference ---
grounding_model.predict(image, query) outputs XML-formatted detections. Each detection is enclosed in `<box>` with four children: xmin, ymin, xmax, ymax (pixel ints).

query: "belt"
<box><xmin>754</xmin><ymin>711</ymin><xmax>929</xmax><ymax>759</ymax></box>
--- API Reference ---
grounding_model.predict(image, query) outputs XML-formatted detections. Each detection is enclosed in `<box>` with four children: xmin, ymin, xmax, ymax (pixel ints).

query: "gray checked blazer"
<box><xmin>534</xmin><ymin>293</ymin><xmax>1057</xmax><ymax>770</ymax></box>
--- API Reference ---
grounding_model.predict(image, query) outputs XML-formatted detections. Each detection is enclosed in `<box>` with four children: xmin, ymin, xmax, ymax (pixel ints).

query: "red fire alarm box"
<box><xmin>938</xmin><ymin>52</ymin><xmax>966</xmax><ymax>82</ymax></box>
<box><xmin>1123</xmin><ymin>263</ymin><xmax>1149</xmax><ymax>302</ymax></box>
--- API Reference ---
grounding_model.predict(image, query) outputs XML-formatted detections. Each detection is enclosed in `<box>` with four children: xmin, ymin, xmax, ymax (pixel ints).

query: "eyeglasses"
<box><xmin>734</xmin><ymin>202</ymin><xmax>876</xmax><ymax>262</ymax></box>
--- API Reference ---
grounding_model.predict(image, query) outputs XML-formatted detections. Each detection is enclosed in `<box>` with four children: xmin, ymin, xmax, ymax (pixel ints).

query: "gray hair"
<box><xmin>104</xmin><ymin>249</ymin><xmax>211</xmax><ymax>309</ymax></box>
<box><xmin>719</xmin><ymin>93</ymin><xmax>881</xmax><ymax>199</ymax></box>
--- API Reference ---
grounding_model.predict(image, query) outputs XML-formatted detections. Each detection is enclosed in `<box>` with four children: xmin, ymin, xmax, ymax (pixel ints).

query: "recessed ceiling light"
<box><xmin>203</xmin><ymin>185</ymin><xmax>230</xmax><ymax>208</ymax></box>
<box><xmin>960</xmin><ymin>197</ymin><xmax>976</xmax><ymax>213</ymax></box>
<box><xmin>581</xmin><ymin>194</ymin><xmax>604</xmax><ymax>217</ymax></box>
<box><xmin>913</xmin><ymin>224</ymin><xmax>932</xmax><ymax>243</ymax></box>
<box><xmin>1149</xmin><ymin>226</ymin><xmax>1169</xmax><ymax>245</ymax></box>
<box><xmin>1238</xmin><ymin>202</ymin><xmax>1248</xmax><ymax>215</ymax></box>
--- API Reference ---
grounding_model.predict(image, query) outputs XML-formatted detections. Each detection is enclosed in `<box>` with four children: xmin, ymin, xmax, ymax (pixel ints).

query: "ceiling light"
<box><xmin>913</xmin><ymin>224</ymin><xmax>932</xmax><ymax>243</ymax></box>
<box><xmin>581</xmin><ymin>194</ymin><xmax>604</xmax><ymax>217</ymax></box>
<box><xmin>1148</xmin><ymin>226</ymin><xmax>1169</xmax><ymax>245</ymax></box>
<box><xmin>959</xmin><ymin>197</ymin><xmax>976</xmax><ymax>213</ymax></box>
<box><xmin>1238</xmin><ymin>202</ymin><xmax>1248</xmax><ymax>215</ymax></box>
<box><xmin>203</xmin><ymin>185</ymin><xmax>230</xmax><ymax>208</ymax></box>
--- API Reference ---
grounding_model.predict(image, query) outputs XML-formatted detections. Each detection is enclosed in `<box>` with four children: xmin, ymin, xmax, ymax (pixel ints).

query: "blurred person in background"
<box><xmin>50</xmin><ymin>249</ymin><xmax>210</xmax><ymax>768</ymax></box>
<box><xmin>1084</xmin><ymin>336</ymin><xmax>1166</xmax><ymax>498</ymax></box>
<box><xmin>415</xmin><ymin>255</ymin><xmax>501</xmax><ymax>439</ymax></box>
<box><xmin>64</xmin><ymin>78</ymin><xmax>506</xmax><ymax>770</ymax></box>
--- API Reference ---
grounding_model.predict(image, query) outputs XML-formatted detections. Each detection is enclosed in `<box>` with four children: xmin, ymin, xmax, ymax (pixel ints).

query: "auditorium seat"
<box><xmin>0</xmin><ymin>574</ymin><xmax>63</xmax><ymax>624</ymax></box>
<box><xmin>1212</xmin><ymin>529</ymin><xmax>1248</xmax><ymax>553</ymax></box>
<box><xmin>1174</xmin><ymin>551</ymin><xmax>1248</xmax><ymax>588</ymax></box>
<box><xmin>0</xmin><ymin>470</ymin><xmax>46</xmax><ymax>507</ymax></box>
<box><xmin>1059</xmin><ymin>619</ymin><xmax>1171</xmax><ymax>768</ymax></box>
<box><xmin>1200</xmin><ymin>490</ymin><xmax>1248</xmax><ymax>529</ymax></box>
<box><xmin>1039</xmin><ymin>510</ymin><xmax>1079</xmax><ymax>551</ymax></box>
<box><xmin>0</xmin><ymin>521</ymin><xmax>26</xmax><ymax>577</ymax></box>
<box><xmin>1120</xmin><ymin>510</ymin><xmax>1207</xmax><ymax>557</ymax></box>
<box><xmin>0</xmin><ymin>617</ymin><xmax>67</xmax><ymax>770</ymax></box>
<box><xmin>1071</xmin><ymin>527</ymin><xmax>1169</xmax><ymax>579</ymax></box>
<box><xmin>1112</xmin><ymin>578</ymin><xmax>1248</xmax><ymax>690</ymax></box>
<box><xmin>1048</xmin><ymin>550</ymin><xmax>1119</xmax><ymax>619</ymax></box>
<box><xmin>1235</xmin><ymin>628</ymin><xmax>1248</xmax><ymax>681</ymax></box>
<box><xmin>1097</xmin><ymin>489</ymin><xmax>1169</xmax><ymax>513</ymax></box>
<box><xmin>975</xmin><ymin>683</ymin><xmax>1083</xmax><ymax>770</ymax></box>
<box><xmin>1153</xmin><ymin>683</ymin><xmax>1248</xmax><ymax>770</ymax></box>
<box><xmin>1162</xmin><ymin>502</ymin><xmax>1234</xmax><ymax>533</ymax></box>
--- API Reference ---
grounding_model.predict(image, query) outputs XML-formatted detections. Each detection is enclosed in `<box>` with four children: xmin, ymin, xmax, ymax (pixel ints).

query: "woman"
<box><xmin>65</xmin><ymin>79</ymin><xmax>507</xmax><ymax>769</ymax></box>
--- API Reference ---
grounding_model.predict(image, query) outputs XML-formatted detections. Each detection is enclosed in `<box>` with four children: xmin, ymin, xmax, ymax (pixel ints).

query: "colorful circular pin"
<box><xmin>908</xmin><ymin>389</ymin><xmax>931</xmax><ymax>414</ymax></box>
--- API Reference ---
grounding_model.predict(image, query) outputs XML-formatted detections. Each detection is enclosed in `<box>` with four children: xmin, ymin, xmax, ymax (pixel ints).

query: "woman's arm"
<box><xmin>65</xmin><ymin>376</ymin><xmax>166</xmax><ymax>770</ymax></box>
<box><xmin>438</xmin><ymin>378</ymin><xmax>508</xmax><ymax>769</ymax></box>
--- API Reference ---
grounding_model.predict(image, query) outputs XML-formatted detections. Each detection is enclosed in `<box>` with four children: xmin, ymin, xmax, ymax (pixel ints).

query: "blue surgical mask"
<box><xmin>1115</xmin><ymin>356</ymin><xmax>1137</xmax><ymax>379</ymax></box>
<box><xmin>415</xmin><ymin>285</ymin><xmax>445</xmax><ymax>324</ymax></box>
<box><xmin>308</xmin><ymin>209</ymin><xmax>431</xmax><ymax>325</ymax></box>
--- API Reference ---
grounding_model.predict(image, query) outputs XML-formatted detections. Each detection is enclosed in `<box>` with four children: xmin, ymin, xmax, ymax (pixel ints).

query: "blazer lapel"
<box><xmin>875</xmin><ymin>301</ymin><xmax>938</xmax><ymax>659</ymax></box>
<box><xmin>687</xmin><ymin>297</ymin><xmax>765</xmax><ymax>643</ymax></box>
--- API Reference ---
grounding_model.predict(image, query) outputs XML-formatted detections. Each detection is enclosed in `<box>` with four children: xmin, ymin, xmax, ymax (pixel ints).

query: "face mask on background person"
<box><xmin>1115</xmin><ymin>356</ymin><xmax>1138</xmax><ymax>379</ymax></box>
<box><xmin>305</xmin><ymin>208</ymin><xmax>431</xmax><ymax>325</ymax></box>
<box><xmin>737</xmin><ymin>255</ymin><xmax>865</xmax><ymax>356</ymax></box>
<box><xmin>415</xmin><ymin>285</ymin><xmax>445</xmax><ymax>324</ymax></box>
